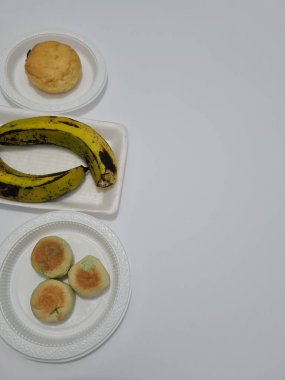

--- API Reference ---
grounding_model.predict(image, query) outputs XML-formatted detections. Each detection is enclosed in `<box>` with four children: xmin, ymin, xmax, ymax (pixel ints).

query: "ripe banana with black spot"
<box><xmin>0</xmin><ymin>157</ymin><xmax>87</xmax><ymax>203</ymax></box>
<box><xmin>0</xmin><ymin>116</ymin><xmax>117</xmax><ymax>188</ymax></box>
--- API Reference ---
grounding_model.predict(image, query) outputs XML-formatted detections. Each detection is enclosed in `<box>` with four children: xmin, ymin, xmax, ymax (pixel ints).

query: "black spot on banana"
<box><xmin>0</xmin><ymin>157</ymin><xmax>88</xmax><ymax>203</ymax></box>
<box><xmin>0</xmin><ymin>116</ymin><xmax>118</xmax><ymax>188</ymax></box>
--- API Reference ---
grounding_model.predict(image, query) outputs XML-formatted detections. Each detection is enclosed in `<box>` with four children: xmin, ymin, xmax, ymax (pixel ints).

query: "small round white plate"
<box><xmin>0</xmin><ymin>32</ymin><xmax>107</xmax><ymax>113</ymax></box>
<box><xmin>0</xmin><ymin>211</ymin><xmax>131</xmax><ymax>362</ymax></box>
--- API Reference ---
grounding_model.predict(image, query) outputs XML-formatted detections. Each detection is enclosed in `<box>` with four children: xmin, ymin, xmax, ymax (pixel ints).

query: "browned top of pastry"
<box><xmin>25</xmin><ymin>41</ymin><xmax>82</xmax><ymax>93</ymax></box>
<box><xmin>32</xmin><ymin>237</ymin><xmax>65</xmax><ymax>272</ymax></box>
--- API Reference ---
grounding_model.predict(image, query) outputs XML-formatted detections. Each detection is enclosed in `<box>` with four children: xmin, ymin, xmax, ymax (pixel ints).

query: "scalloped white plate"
<box><xmin>0</xmin><ymin>32</ymin><xmax>107</xmax><ymax>113</ymax></box>
<box><xmin>0</xmin><ymin>105</ymin><xmax>128</xmax><ymax>215</ymax></box>
<box><xmin>0</xmin><ymin>211</ymin><xmax>131</xmax><ymax>362</ymax></box>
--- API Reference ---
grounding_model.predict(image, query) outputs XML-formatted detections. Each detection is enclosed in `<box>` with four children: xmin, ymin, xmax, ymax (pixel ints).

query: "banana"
<box><xmin>0</xmin><ymin>116</ymin><xmax>117</xmax><ymax>188</ymax></box>
<box><xmin>0</xmin><ymin>157</ymin><xmax>87</xmax><ymax>203</ymax></box>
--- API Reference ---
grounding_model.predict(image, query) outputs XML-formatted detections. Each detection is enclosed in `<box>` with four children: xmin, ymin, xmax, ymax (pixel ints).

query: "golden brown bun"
<box><xmin>68</xmin><ymin>255</ymin><xmax>110</xmax><ymax>298</ymax></box>
<box><xmin>25</xmin><ymin>41</ymin><xmax>82</xmax><ymax>93</ymax></box>
<box><xmin>31</xmin><ymin>236</ymin><xmax>73</xmax><ymax>278</ymax></box>
<box><xmin>30</xmin><ymin>279</ymin><xmax>75</xmax><ymax>323</ymax></box>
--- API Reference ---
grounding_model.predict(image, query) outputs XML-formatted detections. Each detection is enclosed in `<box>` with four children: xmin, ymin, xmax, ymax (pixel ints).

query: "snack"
<box><xmin>0</xmin><ymin>159</ymin><xmax>87</xmax><ymax>203</ymax></box>
<box><xmin>25</xmin><ymin>41</ymin><xmax>82</xmax><ymax>93</ymax></box>
<box><xmin>30</xmin><ymin>279</ymin><xmax>75</xmax><ymax>323</ymax></box>
<box><xmin>0</xmin><ymin>116</ymin><xmax>117</xmax><ymax>188</ymax></box>
<box><xmin>31</xmin><ymin>236</ymin><xmax>74</xmax><ymax>278</ymax></box>
<box><xmin>68</xmin><ymin>255</ymin><xmax>110</xmax><ymax>298</ymax></box>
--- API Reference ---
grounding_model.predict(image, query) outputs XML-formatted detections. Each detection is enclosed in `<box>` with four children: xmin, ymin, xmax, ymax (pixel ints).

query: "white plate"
<box><xmin>0</xmin><ymin>32</ymin><xmax>107</xmax><ymax>113</ymax></box>
<box><xmin>0</xmin><ymin>105</ymin><xmax>128</xmax><ymax>215</ymax></box>
<box><xmin>0</xmin><ymin>211</ymin><xmax>131</xmax><ymax>362</ymax></box>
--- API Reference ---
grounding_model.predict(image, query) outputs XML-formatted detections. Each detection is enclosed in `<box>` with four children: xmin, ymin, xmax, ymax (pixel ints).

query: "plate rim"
<box><xmin>0</xmin><ymin>31</ymin><xmax>108</xmax><ymax>113</ymax></box>
<box><xmin>0</xmin><ymin>210</ymin><xmax>131</xmax><ymax>362</ymax></box>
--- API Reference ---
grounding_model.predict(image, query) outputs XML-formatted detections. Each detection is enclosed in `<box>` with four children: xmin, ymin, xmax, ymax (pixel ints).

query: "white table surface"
<box><xmin>0</xmin><ymin>1</ymin><xmax>285</xmax><ymax>379</ymax></box>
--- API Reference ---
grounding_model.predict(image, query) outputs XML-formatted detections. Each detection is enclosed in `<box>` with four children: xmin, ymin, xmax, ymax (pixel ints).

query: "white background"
<box><xmin>0</xmin><ymin>1</ymin><xmax>285</xmax><ymax>379</ymax></box>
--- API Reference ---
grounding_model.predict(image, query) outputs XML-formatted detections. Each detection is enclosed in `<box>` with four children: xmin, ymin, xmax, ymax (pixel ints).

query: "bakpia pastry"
<box><xmin>68</xmin><ymin>255</ymin><xmax>110</xmax><ymax>298</ymax></box>
<box><xmin>25</xmin><ymin>41</ymin><xmax>82</xmax><ymax>93</ymax></box>
<box><xmin>30</xmin><ymin>279</ymin><xmax>75</xmax><ymax>323</ymax></box>
<box><xmin>31</xmin><ymin>236</ymin><xmax>73</xmax><ymax>278</ymax></box>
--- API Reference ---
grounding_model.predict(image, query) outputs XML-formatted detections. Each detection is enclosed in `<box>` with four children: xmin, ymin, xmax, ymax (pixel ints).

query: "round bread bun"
<box><xmin>68</xmin><ymin>255</ymin><xmax>110</xmax><ymax>298</ymax></box>
<box><xmin>30</xmin><ymin>279</ymin><xmax>75</xmax><ymax>323</ymax></box>
<box><xmin>31</xmin><ymin>236</ymin><xmax>74</xmax><ymax>278</ymax></box>
<box><xmin>25</xmin><ymin>40</ymin><xmax>82</xmax><ymax>93</ymax></box>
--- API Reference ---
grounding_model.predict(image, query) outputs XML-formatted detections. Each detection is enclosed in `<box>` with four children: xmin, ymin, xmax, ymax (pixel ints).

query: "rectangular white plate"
<box><xmin>0</xmin><ymin>105</ymin><xmax>128</xmax><ymax>215</ymax></box>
